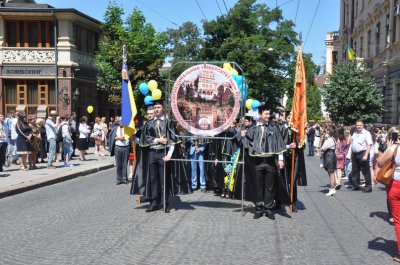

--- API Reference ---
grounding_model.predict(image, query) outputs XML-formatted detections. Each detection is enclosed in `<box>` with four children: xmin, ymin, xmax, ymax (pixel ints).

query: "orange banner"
<box><xmin>289</xmin><ymin>45</ymin><xmax>307</xmax><ymax>148</ymax></box>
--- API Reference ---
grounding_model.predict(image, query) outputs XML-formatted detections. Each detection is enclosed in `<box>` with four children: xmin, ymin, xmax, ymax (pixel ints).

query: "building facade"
<box><xmin>337</xmin><ymin>0</ymin><xmax>400</xmax><ymax>124</ymax></box>
<box><xmin>0</xmin><ymin>0</ymin><xmax>107</xmax><ymax>118</ymax></box>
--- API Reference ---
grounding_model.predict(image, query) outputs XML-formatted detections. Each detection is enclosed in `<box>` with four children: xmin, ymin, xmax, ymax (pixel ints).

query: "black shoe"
<box><xmin>201</xmin><ymin>188</ymin><xmax>206</xmax><ymax>193</ymax></box>
<box><xmin>362</xmin><ymin>187</ymin><xmax>372</xmax><ymax>193</ymax></box>
<box><xmin>253</xmin><ymin>212</ymin><xmax>263</xmax><ymax>219</ymax></box>
<box><xmin>0</xmin><ymin>167</ymin><xmax>3</xmax><ymax>172</ymax></box>
<box><xmin>116</xmin><ymin>181</ymin><xmax>123</xmax><ymax>185</ymax></box>
<box><xmin>335</xmin><ymin>184</ymin><xmax>342</xmax><ymax>190</ymax></box>
<box><xmin>163</xmin><ymin>204</ymin><xmax>171</xmax><ymax>213</ymax></box>
<box><xmin>265</xmin><ymin>210</ymin><xmax>275</xmax><ymax>220</ymax></box>
<box><xmin>145</xmin><ymin>204</ymin><xmax>160</xmax><ymax>212</ymax></box>
<box><xmin>349</xmin><ymin>186</ymin><xmax>360</xmax><ymax>191</ymax></box>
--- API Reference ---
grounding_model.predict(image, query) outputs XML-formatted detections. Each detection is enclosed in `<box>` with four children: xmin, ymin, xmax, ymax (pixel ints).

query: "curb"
<box><xmin>0</xmin><ymin>163</ymin><xmax>115</xmax><ymax>199</ymax></box>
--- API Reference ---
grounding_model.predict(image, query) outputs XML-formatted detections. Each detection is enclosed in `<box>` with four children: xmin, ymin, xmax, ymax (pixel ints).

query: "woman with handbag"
<box><xmin>15</xmin><ymin>112</ymin><xmax>32</xmax><ymax>171</ymax></box>
<box><xmin>377</xmin><ymin>129</ymin><xmax>400</xmax><ymax>263</ymax></box>
<box><xmin>77</xmin><ymin>116</ymin><xmax>90</xmax><ymax>161</ymax></box>
<box><xmin>321</xmin><ymin>126</ymin><xmax>338</xmax><ymax>196</ymax></box>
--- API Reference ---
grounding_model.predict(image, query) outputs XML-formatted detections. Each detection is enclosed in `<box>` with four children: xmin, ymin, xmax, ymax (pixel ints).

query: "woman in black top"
<box><xmin>15</xmin><ymin>112</ymin><xmax>32</xmax><ymax>171</ymax></box>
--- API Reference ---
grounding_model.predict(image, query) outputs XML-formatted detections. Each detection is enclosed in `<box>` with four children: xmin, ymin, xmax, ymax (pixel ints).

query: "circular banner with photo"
<box><xmin>171</xmin><ymin>64</ymin><xmax>241</xmax><ymax>136</ymax></box>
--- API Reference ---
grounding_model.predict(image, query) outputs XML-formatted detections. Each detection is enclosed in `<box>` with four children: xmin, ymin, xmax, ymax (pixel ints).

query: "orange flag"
<box><xmin>289</xmin><ymin>45</ymin><xmax>307</xmax><ymax>148</ymax></box>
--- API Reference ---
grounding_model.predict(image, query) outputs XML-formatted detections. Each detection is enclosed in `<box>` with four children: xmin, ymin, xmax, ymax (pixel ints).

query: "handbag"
<box><xmin>376</xmin><ymin>145</ymin><xmax>399</xmax><ymax>185</ymax></box>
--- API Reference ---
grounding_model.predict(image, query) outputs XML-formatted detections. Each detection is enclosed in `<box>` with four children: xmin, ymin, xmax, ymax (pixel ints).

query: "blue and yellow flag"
<box><xmin>347</xmin><ymin>45</ymin><xmax>356</xmax><ymax>62</ymax></box>
<box><xmin>121</xmin><ymin>45</ymin><xmax>137</xmax><ymax>140</ymax></box>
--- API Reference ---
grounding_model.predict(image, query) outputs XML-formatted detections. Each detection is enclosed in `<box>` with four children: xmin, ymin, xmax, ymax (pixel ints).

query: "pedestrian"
<box><xmin>69</xmin><ymin>112</ymin><xmax>78</xmax><ymax>157</ymax></box>
<box><xmin>27</xmin><ymin>115</ymin><xmax>40</xmax><ymax>170</ymax></box>
<box><xmin>241</xmin><ymin>105</ymin><xmax>287</xmax><ymax>220</ymax></box>
<box><xmin>306</xmin><ymin>122</ymin><xmax>315</xmax><ymax>156</ymax></box>
<box><xmin>141</xmin><ymin>100</ymin><xmax>179</xmax><ymax>213</ymax></box>
<box><xmin>45</xmin><ymin>110</ymin><xmax>58</xmax><ymax>169</ymax></box>
<box><xmin>15</xmin><ymin>112</ymin><xmax>32</xmax><ymax>171</ymax></box>
<box><xmin>189</xmin><ymin>135</ymin><xmax>207</xmax><ymax>192</ymax></box>
<box><xmin>77</xmin><ymin>116</ymin><xmax>90</xmax><ymax>161</ymax></box>
<box><xmin>321</xmin><ymin>126</ymin><xmax>338</xmax><ymax>196</ymax></box>
<box><xmin>349</xmin><ymin>120</ymin><xmax>373</xmax><ymax>192</ymax></box>
<box><xmin>37</xmin><ymin>118</ymin><xmax>47</xmax><ymax>163</ymax></box>
<box><xmin>93</xmin><ymin>117</ymin><xmax>104</xmax><ymax>157</ymax></box>
<box><xmin>100</xmin><ymin>117</ymin><xmax>108</xmax><ymax>151</ymax></box>
<box><xmin>59</xmin><ymin>116</ymin><xmax>74</xmax><ymax>167</ymax></box>
<box><xmin>108</xmin><ymin>118</ymin><xmax>131</xmax><ymax>185</ymax></box>
<box><xmin>377</xmin><ymin>129</ymin><xmax>400</xmax><ymax>263</ymax></box>
<box><xmin>0</xmin><ymin>113</ymin><xmax>8</xmax><ymax>172</ymax></box>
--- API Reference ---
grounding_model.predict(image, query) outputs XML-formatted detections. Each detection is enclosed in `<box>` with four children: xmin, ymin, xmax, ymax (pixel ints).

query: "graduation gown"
<box><xmin>244</xmin><ymin>122</ymin><xmax>288</xmax><ymax>204</ymax></box>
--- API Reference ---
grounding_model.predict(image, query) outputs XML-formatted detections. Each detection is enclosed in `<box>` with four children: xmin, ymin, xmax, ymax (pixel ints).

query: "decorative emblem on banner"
<box><xmin>171</xmin><ymin>64</ymin><xmax>241</xmax><ymax>136</ymax></box>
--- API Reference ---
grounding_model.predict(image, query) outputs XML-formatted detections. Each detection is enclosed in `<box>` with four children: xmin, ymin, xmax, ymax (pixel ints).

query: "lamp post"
<box><xmin>72</xmin><ymin>87</ymin><xmax>80</xmax><ymax>112</ymax></box>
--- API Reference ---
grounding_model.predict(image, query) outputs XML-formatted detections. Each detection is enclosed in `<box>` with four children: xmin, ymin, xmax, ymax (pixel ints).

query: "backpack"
<box><xmin>56</xmin><ymin>124</ymin><xmax>66</xmax><ymax>142</ymax></box>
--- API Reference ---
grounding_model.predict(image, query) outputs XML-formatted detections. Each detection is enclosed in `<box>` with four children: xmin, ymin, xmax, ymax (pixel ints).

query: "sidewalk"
<box><xmin>0</xmin><ymin>147</ymin><xmax>115</xmax><ymax>199</ymax></box>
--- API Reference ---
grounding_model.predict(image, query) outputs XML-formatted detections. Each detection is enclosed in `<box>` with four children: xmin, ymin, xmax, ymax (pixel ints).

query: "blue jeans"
<box><xmin>191</xmin><ymin>152</ymin><xmax>205</xmax><ymax>189</ymax></box>
<box><xmin>308</xmin><ymin>141</ymin><xmax>314</xmax><ymax>156</ymax></box>
<box><xmin>346</xmin><ymin>158</ymin><xmax>353</xmax><ymax>186</ymax></box>
<box><xmin>47</xmin><ymin>138</ymin><xmax>56</xmax><ymax>166</ymax></box>
<box><xmin>63</xmin><ymin>139</ymin><xmax>73</xmax><ymax>160</ymax></box>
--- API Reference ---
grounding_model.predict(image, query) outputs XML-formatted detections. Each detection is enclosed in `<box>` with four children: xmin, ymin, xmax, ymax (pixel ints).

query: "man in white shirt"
<box><xmin>45</xmin><ymin>111</ymin><xmax>58</xmax><ymax>169</ymax></box>
<box><xmin>350</xmin><ymin>120</ymin><xmax>373</xmax><ymax>192</ymax></box>
<box><xmin>109</xmin><ymin>119</ymin><xmax>130</xmax><ymax>185</ymax></box>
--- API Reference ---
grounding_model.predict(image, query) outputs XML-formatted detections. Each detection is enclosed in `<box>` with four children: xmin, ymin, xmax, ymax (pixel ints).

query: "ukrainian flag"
<box><xmin>121</xmin><ymin>46</ymin><xmax>137</xmax><ymax>140</ymax></box>
<box><xmin>347</xmin><ymin>45</ymin><xmax>356</xmax><ymax>62</ymax></box>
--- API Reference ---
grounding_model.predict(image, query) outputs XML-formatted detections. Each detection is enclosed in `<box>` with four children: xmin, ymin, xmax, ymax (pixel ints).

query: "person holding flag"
<box><xmin>109</xmin><ymin>46</ymin><xmax>136</xmax><ymax>185</ymax></box>
<box><xmin>288</xmin><ymin>44</ymin><xmax>308</xmax><ymax>212</ymax></box>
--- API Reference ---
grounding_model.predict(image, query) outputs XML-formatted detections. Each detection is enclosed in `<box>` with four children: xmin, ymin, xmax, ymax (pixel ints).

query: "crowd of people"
<box><xmin>0</xmin><ymin>110</ymin><xmax>111</xmax><ymax>171</ymax></box>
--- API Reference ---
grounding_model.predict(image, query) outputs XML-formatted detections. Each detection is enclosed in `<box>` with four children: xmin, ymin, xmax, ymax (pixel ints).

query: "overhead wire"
<box><xmin>294</xmin><ymin>0</ymin><xmax>300</xmax><ymax>24</ymax></box>
<box><xmin>215</xmin><ymin>0</ymin><xmax>224</xmax><ymax>16</ymax></box>
<box><xmin>222</xmin><ymin>0</ymin><xmax>229</xmax><ymax>13</ymax></box>
<box><xmin>135</xmin><ymin>0</ymin><xmax>177</xmax><ymax>26</ymax></box>
<box><xmin>303</xmin><ymin>0</ymin><xmax>321</xmax><ymax>48</ymax></box>
<box><xmin>278</xmin><ymin>0</ymin><xmax>296</xmax><ymax>7</ymax></box>
<box><xmin>195</xmin><ymin>0</ymin><xmax>208</xmax><ymax>21</ymax></box>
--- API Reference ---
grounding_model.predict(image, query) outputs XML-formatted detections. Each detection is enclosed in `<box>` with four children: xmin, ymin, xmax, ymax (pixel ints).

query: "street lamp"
<box><xmin>72</xmin><ymin>87</ymin><xmax>80</xmax><ymax>111</ymax></box>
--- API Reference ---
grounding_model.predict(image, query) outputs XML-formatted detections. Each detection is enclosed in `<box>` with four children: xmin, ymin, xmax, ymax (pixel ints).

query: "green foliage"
<box><xmin>163</xmin><ymin>0</ymin><xmax>298</xmax><ymax>110</ymax></box>
<box><xmin>324</xmin><ymin>63</ymin><xmax>384</xmax><ymax>124</ymax></box>
<box><xmin>95</xmin><ymin>1</ymin><xmax>167</xmax><ymax>109</ymax></box>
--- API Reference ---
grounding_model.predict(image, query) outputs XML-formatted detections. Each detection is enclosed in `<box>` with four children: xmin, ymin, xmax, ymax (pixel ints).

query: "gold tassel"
<box><xmin>121</xmin><ymin>68</ymin><xmax>128</xmax><ymax>80</ymax></box>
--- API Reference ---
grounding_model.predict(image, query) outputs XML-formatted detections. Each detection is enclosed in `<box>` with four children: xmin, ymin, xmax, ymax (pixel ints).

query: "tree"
<box><xmin>164</xmin><ymin>22</ymin><xmax>204</xmax><ymax>80</ymax></box>
<box><xmin>95</xmin><ymin>1</ymin><xmax>167</xmax><ymax>108</ymax></box>
<box><xmin>201</xmin><ymin>0</ymin><xmax>298</xmax><ymax>110</ymax></box>
<box><xmin>324</xmin><ymin>63</ymin><xmax>384</xmax><ymax>124</ymax></box>
<box><xmin>286</xmin><ymin>52</ymin><xmax>322</xmax><ymax>120</ymax></box>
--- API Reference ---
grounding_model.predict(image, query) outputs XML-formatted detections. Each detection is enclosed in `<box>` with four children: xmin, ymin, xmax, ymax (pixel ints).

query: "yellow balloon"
<box><xmin>245</xmin><ymin>99</ymin><xmax>253</xmax><ymax>110</ymax></box>
<box><xmin>148</xmin><ymin>80</ymin><xmax>158</xmax><ymax>92</ymax></box>
<box><xmin>231</xmin><ymin>69</ymin><xmax>238</xmax><ymax>76</ymax></box>
<box><xmin>223</xmin><ymin>63</ymin><xmax>232</xmax><ymax>71</ymax></box>
<box><xmin>87</xmin><ymin>105</ymin><xmax>94</xmax><ymax>114</ymax></box>
<box><xmin>152</xmin><ymin>89</ymin><xmax>162</xmax><ymax>100</ymax></box>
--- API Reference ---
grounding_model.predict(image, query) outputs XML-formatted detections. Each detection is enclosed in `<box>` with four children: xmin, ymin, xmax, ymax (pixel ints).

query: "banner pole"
<box><xmin>289</xmin><ymin>131</ymin><xmax>296</xmax><ymax>213</ymax></box>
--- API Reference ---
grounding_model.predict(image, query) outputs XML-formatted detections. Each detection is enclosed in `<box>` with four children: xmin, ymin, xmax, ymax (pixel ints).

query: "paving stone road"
<box><xmin>0</xmin><ymin>155</ymin><xmax>397</xmax><ymax>265</ymax></box>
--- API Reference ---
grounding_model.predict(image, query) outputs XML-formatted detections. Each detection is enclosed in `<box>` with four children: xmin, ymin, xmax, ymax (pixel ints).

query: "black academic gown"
<box><xmin>244</xmin><ymin>122</ymin><xmax>288</xmax><ymax>204</ymax></box>
<box><xmin>280</xmin><ymin>122</ymin><xmax>307</xmax><ymax>204</ymax></box>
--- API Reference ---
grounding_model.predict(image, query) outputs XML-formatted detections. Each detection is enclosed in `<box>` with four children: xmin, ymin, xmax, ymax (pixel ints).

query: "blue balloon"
<box><xmin>236</xmin><ymin>75</ymin><xmax>243</xmax><ymax>86</ymax></box>
<box><xmin>139</xmin><ymin>83</ymin><xmax>149</xmax><ymax>95</ymax></box>
<box><xmin>251</xmin><ymin>100</ymin><xmax>261</xmax><ymax>109</ymax></box>
<box><xmin>144</xmin><ymin>95</ymin><xmax>154</xmax><ymax>105</ymax></box>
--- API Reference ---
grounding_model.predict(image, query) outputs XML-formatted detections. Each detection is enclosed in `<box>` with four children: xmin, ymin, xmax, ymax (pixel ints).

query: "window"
<box><xmin>360</xmin><ymin>36</ymin><xmax>364</xmax><ymax>58</ymax></box>
<box><xmin>367</xmin><ymin>30</ymin><xmax>371</xmax><ymax>58</ymax></box>
<box><xmin>4</xmin><ymin>80</ymin><xmax>56</xmax><ymax>114</ymax></box>
<box><xmin>73</xmin><ymin>24</ymin><xmax>98</xmax><ymax>54</ymax></box>
<box><xmin>376</xmin><ymin>23</ymin><xmax>381</xmax><ymax>56</ymax></box>
<box><xmin>5</xmin><ymin>20</ymin><xmax>55</xmax><ymax>48</ymax></box>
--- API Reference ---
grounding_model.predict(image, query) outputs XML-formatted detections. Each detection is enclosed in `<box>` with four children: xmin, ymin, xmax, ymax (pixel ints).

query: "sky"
<box><xmin>41</xmin><ymin>0</ymin><xmax>340</xmax><ymax>69</ymax></box>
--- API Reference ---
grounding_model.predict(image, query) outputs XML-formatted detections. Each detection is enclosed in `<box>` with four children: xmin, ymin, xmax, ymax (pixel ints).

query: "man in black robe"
<box><xmin>279</xmin><ymin>114</ymin><xmax>307</xmax><ymax>212</ymax></box>
<box><xmin>141</xmin><ymin>100</ymin><xmax>179</xmax><ymax>213</ymax></box>
<box><xmin>130</xmin><ymin>106</ymin><xmax>154</xmax><ymax>202</ymax></box>
<box><xmin>241</xmin><ymin>106</ymin><xmax>287</xmax><ymax>220</ymax></box>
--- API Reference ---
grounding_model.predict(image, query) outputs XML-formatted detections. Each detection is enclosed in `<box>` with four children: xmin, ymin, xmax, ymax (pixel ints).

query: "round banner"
<box><xmin>171</xmin><ymin>64</ymin><xmax>241</xmax><ymax>136</ymax></box>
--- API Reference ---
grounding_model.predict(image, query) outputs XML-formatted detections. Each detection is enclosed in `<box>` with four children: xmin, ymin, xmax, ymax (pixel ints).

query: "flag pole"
<box><xmin>289</xmin><ymin>131</ymin><xmax>296</xmax><ymax>213</ymax></box>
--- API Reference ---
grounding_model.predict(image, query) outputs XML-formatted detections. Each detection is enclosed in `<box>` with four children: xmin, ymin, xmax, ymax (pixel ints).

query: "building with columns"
<box><xmin>336</xmin><ymin>0</ymin><xmax>400</xmax><ymax>124</ymax></box>
<box><xmin>0</xmin><ymin>0</ymin><xmax>107</xmax><ymax>118</ymax></box>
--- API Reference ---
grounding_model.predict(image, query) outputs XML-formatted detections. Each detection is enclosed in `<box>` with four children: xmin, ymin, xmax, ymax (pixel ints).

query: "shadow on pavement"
<box><xmin>0</xmin><ymin>174</ymin><xmax>10</xmax><ymax>178</ymax></box>
<box><xmin>368</xmin><ymin>237</ymin><xmax>397</xmax><ymax>257</ymax></box>
<box><xmin>370</xmin><ymin>211</ymin><xmax>391</xmax><ymax>224</ymax></box>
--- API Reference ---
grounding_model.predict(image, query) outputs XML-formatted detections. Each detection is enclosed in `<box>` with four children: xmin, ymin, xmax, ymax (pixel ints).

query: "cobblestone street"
<box><xmin>0</xmin><ymin>156</ymin><xmax>396</xmax><ymax>265</ymax></box>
